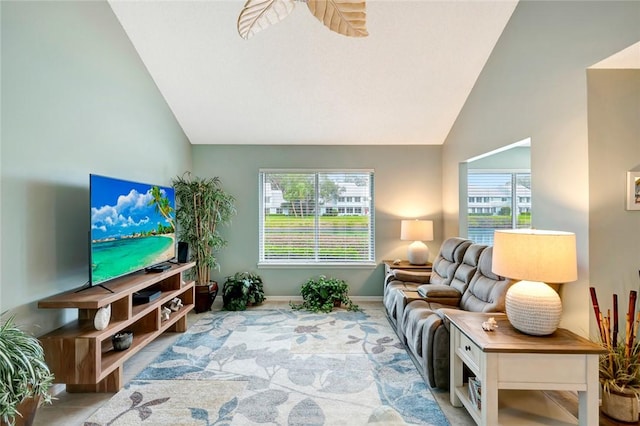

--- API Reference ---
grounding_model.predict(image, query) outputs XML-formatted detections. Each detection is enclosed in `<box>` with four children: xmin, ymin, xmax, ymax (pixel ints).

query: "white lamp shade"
<box><xmin>492</xmin><ymin>229</ymin><xmax>577</xmax><ymax>283</ymax></box>
<box><xmin>492</xmin><ymin>229</ymin><xmax>577</xmax><ymax>336</ymax></box>
<box><xmin>400</xmin><ymin>220</ymin><xmax>434</xmax><ymax>242</ymax></box>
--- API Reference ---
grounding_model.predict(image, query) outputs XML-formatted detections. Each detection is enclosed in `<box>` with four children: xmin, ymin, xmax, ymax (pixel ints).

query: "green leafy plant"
<box><xmin>222</xmin><ymin>272</ymin><xmax>265</xmax><ymax>311</ymax></box>
<box><xmin>290</xmin><ymin>275</ymin><xmax>359</xmax><ymax>313</ymax></box>
<box><xmin>0</xmin><ymin>317</ymin><xmax>54</xmax><ymax>425</ymax></box>
<box><xmin>172</xmin><ymin>172</ymin><xmax>236</xmax><ymax>286</ymax></box>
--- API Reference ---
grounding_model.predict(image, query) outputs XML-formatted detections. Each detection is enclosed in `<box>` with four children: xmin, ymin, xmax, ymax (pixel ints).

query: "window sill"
<box><xmin>257</xmin><ymin>262</ymin><xmax>377</xmax><ymax>269</ymax></box>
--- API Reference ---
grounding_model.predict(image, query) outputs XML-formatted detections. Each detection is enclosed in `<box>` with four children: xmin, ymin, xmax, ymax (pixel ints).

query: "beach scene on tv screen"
<box><xmin>91</xmin><ymin>175</ymin><xmax>176</xmax><ymax>284</ymax></box>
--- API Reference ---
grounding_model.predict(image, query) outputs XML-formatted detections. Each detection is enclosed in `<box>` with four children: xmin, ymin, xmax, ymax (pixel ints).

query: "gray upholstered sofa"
<box><xmin>383</xmin><ymin>237</ymin><xmax>472</xmax><ymax>329</ymax></box>
<box><xmin>383</xmin><ymin>238</ymin><xmax>513</xmax><ymax>389</ymax></box>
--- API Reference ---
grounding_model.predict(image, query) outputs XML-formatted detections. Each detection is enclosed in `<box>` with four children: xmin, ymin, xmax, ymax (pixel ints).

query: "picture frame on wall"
<box><xmin>627</xmin><ymin>171</ymin><xmax>640</xmax><ymax>211</ymax></box>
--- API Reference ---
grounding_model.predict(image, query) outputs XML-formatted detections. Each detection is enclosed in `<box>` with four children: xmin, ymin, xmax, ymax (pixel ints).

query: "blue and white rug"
<box><xmin>84</xmin><ymin>308</ymin><xmax>449</xmax><ymax>425</ymax></box>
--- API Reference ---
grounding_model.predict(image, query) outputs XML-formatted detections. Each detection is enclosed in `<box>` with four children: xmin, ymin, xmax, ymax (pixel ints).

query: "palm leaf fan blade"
<box><xmin>237</xmin><ymin>0</ymin><xmax>296</xmax><ymax>39</ymax></box>
<box><xmin>307</xmin><ymin>0</ymin><xmax>368</xmax><ymax>37</ymax></box>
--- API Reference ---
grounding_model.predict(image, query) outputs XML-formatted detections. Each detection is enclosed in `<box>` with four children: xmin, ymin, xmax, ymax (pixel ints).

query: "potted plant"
<box><xmin>290</xmin><ymin>275</ymin><xmax>359</xmax><ymax>313</ymax></box>
<box><xmin>222</xmin><ymin>272</ymin><xmax>265</xmax><ymax>311</ymax></box>
<box><xmin>172</xmin><ymin>173</ymin><xmax>236</xmax><ymax>308</ymax></box>
<box><xmin>590</xmin><ymin>287</ymin><xmax>640</xmax><ymax>422</ymax></box>
<box><xmin>0</xmin><ymin>317</ymin><xmax>54</xmax><ymax>426</ymax></box>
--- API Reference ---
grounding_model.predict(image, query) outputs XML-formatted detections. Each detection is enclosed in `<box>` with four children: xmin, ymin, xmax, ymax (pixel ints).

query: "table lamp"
<box><xmin>492</xmin><ymin>229</ymin><xmax>577</xmax><ymax>336</ymax></box>
<box><xmin>400</xmin><ymin>219</ymin><xmax>433</xmax><ymax>265</ymax></box>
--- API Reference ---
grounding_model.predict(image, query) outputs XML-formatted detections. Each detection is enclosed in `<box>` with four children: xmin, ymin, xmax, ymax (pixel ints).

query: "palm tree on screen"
<box><xmin>148</xmin><ymin>186</ymin><xmax>175</xmax><ymax>232</ymax></box>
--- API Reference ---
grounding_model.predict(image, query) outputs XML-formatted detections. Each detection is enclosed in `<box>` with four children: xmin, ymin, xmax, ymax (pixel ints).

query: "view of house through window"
<box><xmin>259</xmin><ymin>170</ymin><xmax>374</xmax><ymax>264</ymax></box>
<box><xmin>467</xmin><ymin>172</ymin><xmax>531</xmax><ymax>245</ymax></box>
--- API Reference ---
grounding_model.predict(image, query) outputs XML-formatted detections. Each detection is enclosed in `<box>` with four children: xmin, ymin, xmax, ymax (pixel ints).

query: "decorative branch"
<box><xmin>590</xmin><ymin>287</ymin><xmax>605</xmax><ymax>342</ymax></box>
<box><xmin>627</xmin><ymin>291</ymin><xmax>637</xmax><ymax>358</ymax></box>
<box><xmin>614</xmin><ymin>294</ymin><xmax>619</xmax><ymax>349</ymax></box>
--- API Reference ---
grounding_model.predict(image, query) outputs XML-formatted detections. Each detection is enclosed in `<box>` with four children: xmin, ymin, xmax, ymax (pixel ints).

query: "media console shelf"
<box><xmin>38</xmin><ymin>262</ymin><xmax>196</xmax><ymax>393</ymax></box>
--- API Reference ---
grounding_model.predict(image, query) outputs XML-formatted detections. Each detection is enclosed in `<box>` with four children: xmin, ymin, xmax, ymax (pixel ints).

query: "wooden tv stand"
<box><xmin>38</xmin><ymin>262</ymin><xmax>196</xmax><ymax>393</ymax></box>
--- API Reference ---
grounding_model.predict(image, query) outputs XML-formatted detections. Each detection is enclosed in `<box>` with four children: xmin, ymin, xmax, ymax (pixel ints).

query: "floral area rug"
<box><xmin>84</xmin><ymin>307</ymin><xmax>449</xmax><ymax>425</ymax></box>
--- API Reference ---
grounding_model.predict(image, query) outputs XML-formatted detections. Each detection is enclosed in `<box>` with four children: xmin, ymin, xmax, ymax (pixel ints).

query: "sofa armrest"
<box><xmin>418</xmin><ymin>284</ymin><xmax>460</xmax><ymax>298</ymax></box>
<box><xmin>415</xmin><ymin>285</ymin><xmax>462</xmax><ymax>307</ymax></box>
<box><xmin>392</xmin><ymin>270</ymin><xmax>431</xmax><ymax>283</ymax></box>
<box><xmin>384</xmin><ymin>272</ymin><xmax>396</xmax><ymax>287</ymax></box>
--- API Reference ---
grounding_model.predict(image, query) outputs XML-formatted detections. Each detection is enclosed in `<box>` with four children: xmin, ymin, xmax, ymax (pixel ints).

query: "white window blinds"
<box><xmin>259</xmin><ymin>170</ymin><xmax>375</xmax><ymax>264</ymax></box>
<box><xmin>467</xmin><ymin>172</ymin><xmax>532</xmax><ymax>245</ymax></box>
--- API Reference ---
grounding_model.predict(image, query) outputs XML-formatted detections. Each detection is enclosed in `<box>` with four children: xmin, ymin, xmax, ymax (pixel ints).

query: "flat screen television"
<box><xmin>90</xmin><ymin>174</ymin><xmax>176</xmax><ymax>287</ymax></box>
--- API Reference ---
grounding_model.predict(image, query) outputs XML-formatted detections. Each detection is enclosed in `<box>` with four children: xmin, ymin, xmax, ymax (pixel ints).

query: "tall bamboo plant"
<box><xmin>590</xmin><ymin>284</ymin><xmax>640</xmax><ymax>395</ymax></box>
<box><xmin>172</xmin><ymin>173</ymin><xmax>236</xmax><ymax>285</ymax></box>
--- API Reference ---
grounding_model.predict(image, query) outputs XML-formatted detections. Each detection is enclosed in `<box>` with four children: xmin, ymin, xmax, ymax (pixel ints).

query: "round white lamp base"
<box><xmin>407</xmin><ymin>241</ymin><xmax>429</xmax><ymax>265</ymax></box>
<box><xmin>505</xmin><ymin>280</ymin><xmax>562</xmax><ymax>336</ymax></box>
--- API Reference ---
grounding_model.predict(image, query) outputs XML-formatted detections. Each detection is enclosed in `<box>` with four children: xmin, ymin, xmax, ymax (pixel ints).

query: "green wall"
<box><xmin>588</xmin><ymin>69</ymin><xmax>640</xmax><ymax>335</ymax></box>
<box><xmin>441</xmin><ymin>0</ymin><xmax>640</xmax><ymax>336</ymax></box>
<box><xmin>191</xmin><ymin>145</ymin><xmax>442</xmax><ymax>297</ymax></box>
<box><xmin>1</xmin><ymin>1</ymin><xmax>191</xmax><ymax>333</ymax></box>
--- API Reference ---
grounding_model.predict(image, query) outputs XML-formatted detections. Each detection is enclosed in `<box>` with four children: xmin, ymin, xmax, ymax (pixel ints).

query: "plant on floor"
<box><xmin>172</xmin><ymin>172</ymin><xmax>236</xmax><ymax>286</ymax></box>
<box><xmin>222</xmin><ymin>272</ymin><xmax>265</xmax><ymax>311</ymax></box>
<box><xmin>0</xmin><ymin>316</ymin><xmax>54</xmax><ymax>426</ymax></box>
<box><xmin>290</xmin><ymin>275</ymin><xmax>359</xmax><ymax>313</ymax></box>
<box><xmin>590</xmin><ymin>285</ymin><xmax>640</xmax><ymax>422</ymax></box>
<box><xmin>591</xmin><ymin>287</ymin><xmax>640</xmax><ymax>393</ymax></box>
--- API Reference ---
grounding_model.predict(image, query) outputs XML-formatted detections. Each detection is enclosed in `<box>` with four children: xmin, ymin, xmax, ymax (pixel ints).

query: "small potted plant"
<box><xmin>0</xmin><ymin>317</ymin><xmax>54</xmax><ymax>426</ymax></box>
<box><xmin>590</xmin><ymin>287</ymin><xmax>640</xmax><ymax>422</ymax></box>
<box><xmin>290</xmin><ymin>275</ymin><xmax>359</xmax><ymax>313</ymax></box>
<box><xmin>222</xmin><ymin>272</ymin><xmax>265</xmax><ymax>311</ymax></box>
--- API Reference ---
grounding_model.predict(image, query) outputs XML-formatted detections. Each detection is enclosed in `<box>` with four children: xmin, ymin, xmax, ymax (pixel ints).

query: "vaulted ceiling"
<box><xmin>109</xmin><ymin>0</ymin><xmax>518</xmax><ymax>145</ymax></box>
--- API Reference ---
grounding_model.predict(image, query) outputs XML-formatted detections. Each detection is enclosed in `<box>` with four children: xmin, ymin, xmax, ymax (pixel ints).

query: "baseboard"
<box><xmin>210</xmin><ymin>295</ymin><xmax>382</xmax><ymax>309</ymax></box>
<box><xmin>251</xmin><ymin>295</ymin><xmax>382</xmax><ymax>302</ymax></box>
<box><xmin>349</xmin><ymin>296</ymin><xmax>383</xmax><ymax>302</ymax></box>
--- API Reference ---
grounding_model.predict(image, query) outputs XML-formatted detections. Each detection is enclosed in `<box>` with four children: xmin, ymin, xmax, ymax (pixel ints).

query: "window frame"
<box><xmin>258</xmin><ymin>169</ymin><xmax>375</xmax><ymax>267</ymax></box>
<box><xmin>466</xmin><ymin>169</ymin><xmax>532</xmax><ymax>245</ymax></box>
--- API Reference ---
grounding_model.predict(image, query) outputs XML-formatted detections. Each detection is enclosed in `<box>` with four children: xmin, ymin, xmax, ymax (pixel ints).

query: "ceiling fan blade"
<box><xmin>306</xmin><ymin>0</ymin><xmax>368</xmax><ymax>38</ymax></box>
<box><xmin>237</xmin><ymin>0</ymin><xmax>296</xmax><ymax>40</ymax></box>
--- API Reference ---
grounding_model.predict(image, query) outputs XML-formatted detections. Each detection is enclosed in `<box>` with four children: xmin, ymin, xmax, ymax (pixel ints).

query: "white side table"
<box><xmin>446</xmin><ymin>310</ymin><xmax>605</xmax><ymax>426</ymax></box>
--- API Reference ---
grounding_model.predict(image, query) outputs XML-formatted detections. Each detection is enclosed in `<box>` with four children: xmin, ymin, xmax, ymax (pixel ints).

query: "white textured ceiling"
<box><xmin>109</xmin><ymin>0</ymin><xmax>518</xmax><ymax>145</ymax></box>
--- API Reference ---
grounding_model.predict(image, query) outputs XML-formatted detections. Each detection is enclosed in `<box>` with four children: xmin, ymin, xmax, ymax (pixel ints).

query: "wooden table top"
<box><xmin>444</xmin><ymin>309</ymin><xmax>606</xmax><ymax>355</ymax></box>
<box><xmin>382</xmin><ymin>260</ymin><xmax>432</xmax><ymax>269</ymax></box>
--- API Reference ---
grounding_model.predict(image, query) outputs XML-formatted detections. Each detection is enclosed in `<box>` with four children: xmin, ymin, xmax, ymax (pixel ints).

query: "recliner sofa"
<box><xmin>383</xmin><ymin>238</ymin><xmax>514</xmax><ymax>389</ymax></box>
<box><xmin>383</xmin><ymin>237</ymin><xmax>471</xmax><ymax>329</ymax></box>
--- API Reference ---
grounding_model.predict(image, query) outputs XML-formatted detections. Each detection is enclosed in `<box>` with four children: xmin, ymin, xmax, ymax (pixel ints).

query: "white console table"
<box><xmin>446</xmin><ymin>310</ymin><xmax>605</xmax><ymax>426</ymax></box>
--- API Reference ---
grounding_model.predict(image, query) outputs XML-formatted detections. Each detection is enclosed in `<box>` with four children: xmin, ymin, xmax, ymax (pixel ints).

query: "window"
<box><xmin>259</xmin><ymin>170</ymin><xmax>375</xmax><ymax>265</ymax></box>
<box><xmin>467</xmin><ymin>172</ymin><xmax>531</xmax><ymax>245</ymax></box>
